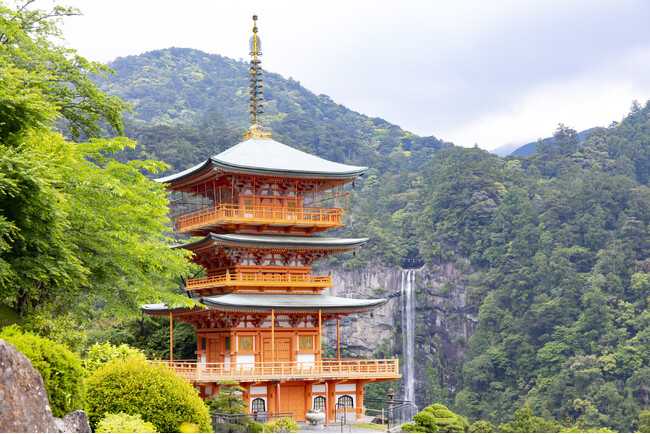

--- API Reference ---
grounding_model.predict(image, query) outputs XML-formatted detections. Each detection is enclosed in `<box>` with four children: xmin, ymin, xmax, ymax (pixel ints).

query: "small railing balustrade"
<box><xmin>173</xmin><ymin>203</ymin><xmax>345</xmax><ymax>233</ymax></box>
<box><xmin>186</xmin><ymin>272</ymin><xmax>332</xmax><ymax>290</ymax></box>
<box><xmin>155</xmin><ymin>358</ymin><xmax>400</xmax><ymax>382</ymax></box>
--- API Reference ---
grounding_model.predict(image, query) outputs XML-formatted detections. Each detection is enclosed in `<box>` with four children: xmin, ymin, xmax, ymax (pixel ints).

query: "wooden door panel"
<box><xmin>263</xmin><ymin>338</ymin><xmax>292</xmax><ymax>363</ymax></box>
<box><xmin>281</xmin><ymin>386</ymin><xmax>306</xmax><ymax>420</ymax></box>
<box><xmin>208</xmin><ymin>338</ymin><xmax>219</xmax><ymax>363</ymax></box>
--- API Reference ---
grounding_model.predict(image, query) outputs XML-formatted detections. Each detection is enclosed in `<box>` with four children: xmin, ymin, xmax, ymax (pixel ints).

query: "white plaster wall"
<box><xmin>250</xmin><ymin>386</ymin><xmax>267</xmax><ymax>395</ymax></box>
<box><xmin>237</xmin><ymin>354</ymin><xmax>255</xmax><ymax>368</ymax></box>
<box><xmin>335</xmin><ymin>384</ymin><xmax>356</xmax><ymax>393</ymax></box>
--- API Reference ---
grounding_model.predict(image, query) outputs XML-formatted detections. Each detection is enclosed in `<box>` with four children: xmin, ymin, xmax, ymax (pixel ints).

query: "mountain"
<box><xmin>99</xmin><ymin>47</ymin><xmax>451</xmax><ymax>173</ymax></box>
<box><xmin>510</xmin><ymin>127</ymin><xmax>600</xmax><ymax>157</ymax></box>
<box><xmin>488</xmin><ymin>142</ymin><xmax>525</xmax><ymax>157</ymax></box>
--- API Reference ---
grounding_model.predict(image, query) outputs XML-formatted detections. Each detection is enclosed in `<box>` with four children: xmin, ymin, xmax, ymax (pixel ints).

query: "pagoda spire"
<box><xmin>244</xmin><ymin>14</ymin><xmax>271</xmax><ymax>140</ymax></box>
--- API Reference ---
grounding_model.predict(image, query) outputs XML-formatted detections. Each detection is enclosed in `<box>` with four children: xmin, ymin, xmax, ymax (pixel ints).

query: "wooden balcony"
<box><xmin>172</xmin><ymin>204</ymin><xmax>345</xmax><ymax>234</ymax></box>
<box><xmin>155</xmin><ymin>359</ymin><xmax>400</xmax><ymax>383</ymax></box>
<box><xmin>186</xmin><ymin>272</ymin><xmax>332</xmax><ymax>292</ymax></box>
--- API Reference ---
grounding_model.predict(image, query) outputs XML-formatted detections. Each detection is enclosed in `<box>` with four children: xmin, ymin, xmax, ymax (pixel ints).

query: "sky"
<box><xmin>55</xmin><ymin>0</ymin><xmax>650</xmax><ymax>152</ymax></box>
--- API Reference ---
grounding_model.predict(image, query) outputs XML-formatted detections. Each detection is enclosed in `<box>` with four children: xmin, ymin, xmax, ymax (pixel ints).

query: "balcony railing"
<box><xmin>155</xmin><ymin>359</ymin><xmax>400</xmax><ymax>382</ymax></box>
<box><xmin>172</xmin><ymin>204</ymin><xmax>345</xmax><ymax>233</ymax></box>
<box><xmin>186</xmin><ymin>272</ymin><xmax>332</xmax><ymax>291</ymax></box>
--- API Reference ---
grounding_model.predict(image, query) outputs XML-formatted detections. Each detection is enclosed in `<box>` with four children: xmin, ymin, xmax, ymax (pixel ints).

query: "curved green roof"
<box><xmin>175</xmin><ymin>233</ymin><xmax>368</xmax><ymax>251</ymax></box>
<box><xmin>155</xmin><ymin>137</ymin><xmax>367</xmax><ymax>183</ymax></box>
<box><xmin>142</xmin><ymin>294</ymin><xmax>385</xmax><ymax>315</ymax></box>
<box><xmin>200</xmin><ymin>293</ymin><xmax>385</xmax><ymax>314</ymax></box>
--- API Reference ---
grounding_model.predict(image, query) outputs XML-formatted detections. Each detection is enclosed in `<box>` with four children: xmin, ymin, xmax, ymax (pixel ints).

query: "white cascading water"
<box><xmin>401</xmin><ymin>269</ymin><xmax>416</xmax><ymax>403</ymax></box>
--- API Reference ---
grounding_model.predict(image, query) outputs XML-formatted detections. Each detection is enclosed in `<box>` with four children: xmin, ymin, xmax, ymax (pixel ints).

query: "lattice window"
<box><xmin>240</xmin><ymin>336</ymin><xmax>253</xmax><ymax>350</ymax></box>
<box><xmin>313</xmin><ymin>396</ymin><xmax>326</xmax><ymax>410</ymax></box>
<box><xmin>251</xmin><ymin>398</ymin><xmax>265</xmax><ymax>413</ymax></box>
<box><xmin>300</xmin><ymin>336</ymin><xmax>313</xmax><ymax>350</ymax></box>
<box><xmin>337</xmin><ymin>395</ymin><xmax>353</xmax><ymax>409</ymax></box>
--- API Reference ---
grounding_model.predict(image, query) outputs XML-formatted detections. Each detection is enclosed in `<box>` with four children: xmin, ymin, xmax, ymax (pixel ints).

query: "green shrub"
<box><xmin>96</xmin><ymin>413</ymin><xmax>158</xmax><ymax>433</ymax></box>
<box><xmin>250</xmin><ymin>421</ymin><xmax>264</xmax><ymax>433</ymax></box>
<box><xmin>83</xmin><ymin>341</ymin><xmax>145</xmax><ymax>372</ymax></box>
<box><xmin>413</xmin><ymin>411</ymin><xmax>439</xmax><ymax>432</ymax></box>
<box><xmin>469</xmin><ymin>420</ymin><xmax>494</xmax><ymax>433</ymax></box>
<box><xmin>0</xmin><ymin>325</ymin><xmax>84</xmax><ymax>417</ymax></box>
<box><xmin>85</xmin><ymin>356</ymin><xmax>212</xmax><ymax>433</ymax></box>
<box><xmin>402</xmin><ymin>423</ymin><xmax>430</xmax><ymax>433</ymax></box>
<box><xmin>406</xmin><ymin>403</ymin><xmax>469</xmax><ymax>433</ymax></box>
<box><xmin>263</xmin><ymin>417</ymin><xmax>300</xmax><ymax>433</ymax></box>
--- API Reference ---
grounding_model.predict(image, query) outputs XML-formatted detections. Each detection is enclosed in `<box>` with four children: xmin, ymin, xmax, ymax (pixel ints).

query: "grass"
<box><xmin>351</xmin><ymin>423</ymin><xmax>385</xmax><ymax>431</ymax></box>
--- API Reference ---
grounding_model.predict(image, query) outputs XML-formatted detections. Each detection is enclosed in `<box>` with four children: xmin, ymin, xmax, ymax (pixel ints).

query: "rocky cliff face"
<box><xmin>321</xmin><ymin>260</ymin><xmax>478</xmax><ymax>409</ymax></box>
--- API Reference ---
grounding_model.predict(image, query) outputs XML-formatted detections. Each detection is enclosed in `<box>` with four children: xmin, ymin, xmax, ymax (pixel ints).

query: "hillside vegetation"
<box><xmin>100</xmin><ymin>47</ymin><xmax>450</xmax><ymax>173</ymax></box>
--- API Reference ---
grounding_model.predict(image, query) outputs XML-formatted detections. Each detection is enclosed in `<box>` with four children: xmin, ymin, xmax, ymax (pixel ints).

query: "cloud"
<box><xmin>59</xmin><ymin>0</ymin><xmax>650</xmax><ymax>149</ymax></box>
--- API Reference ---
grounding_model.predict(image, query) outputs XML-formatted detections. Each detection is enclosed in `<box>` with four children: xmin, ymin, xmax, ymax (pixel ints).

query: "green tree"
<box><xmin>468</xmin><ymin>420</ymin><xmax>494</xmax><ymax>433</ymax></box>
<box><xmin>206</xmin><ymin>380</ymin><xmax>248</xmax><ymax>414</ymax></box>
<box><xmin>497</xmin><ymin>406</ymin><xmax>563</xmax><ymax>433</ymax></box>
<box><xmin>638</xmin><ymin>410</ymin><xmax>650</xmax><ymax>433</ymax></box>
<box><xmin>0</xmin><ymin>0</ymin><xmax>129</xmax><ymax>139</ymax></box>
<box><xmin>0</xmin><ymin>9</ymin><xmax>193</xmax><ymax>319</ymax></box>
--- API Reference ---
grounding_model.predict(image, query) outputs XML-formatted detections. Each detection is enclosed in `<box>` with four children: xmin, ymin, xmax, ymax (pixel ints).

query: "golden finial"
<box><xmin>244</xmin><ymin>14</ymin><xmax>271</xmax><ymax>140</ymax></box>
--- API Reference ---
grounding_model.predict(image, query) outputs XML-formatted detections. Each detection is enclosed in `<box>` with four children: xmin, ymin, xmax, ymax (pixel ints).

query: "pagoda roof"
<box><xmin>176</xmin><ymin>233</ymin><xmax>368</xmax><ymax>252</ymax></box>
<box><xmin>142</xmin><ymin>294</ymin><xmax>386</xmax><ymax>315</ymax></box>
<box><xmin>201</xmin><ymin>293</ymin><xmax>385</xmax><ymax>314</ymax></box>
<box><xmin>155</xmin><ymin>137</ymin><xmax>367</xmax><ymax>184</ymax></box>
<box><xmin>139</xmin><ymin>304</ymin><xmax>203</xmax><ymax>315</ymax></box>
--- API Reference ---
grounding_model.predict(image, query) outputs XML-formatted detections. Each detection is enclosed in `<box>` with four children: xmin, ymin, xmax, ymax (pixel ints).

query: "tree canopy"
<box><xmin>0</xmin><ymin>1</ymin><xmax>193</xmax><ymax>320</ymax></box>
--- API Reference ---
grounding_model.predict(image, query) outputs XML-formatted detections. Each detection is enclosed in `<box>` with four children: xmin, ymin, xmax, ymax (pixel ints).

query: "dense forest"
<box><xmin>2</xmin><ymin>2</ymin><xmax>650</xmax><ymax>432</ymax></box>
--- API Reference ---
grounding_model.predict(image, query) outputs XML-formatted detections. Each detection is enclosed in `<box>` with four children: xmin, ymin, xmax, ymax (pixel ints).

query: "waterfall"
<box><xmin>401</xmin><ymin>269</ymin><xmax>416</xmax><ymax>403</ymax></box>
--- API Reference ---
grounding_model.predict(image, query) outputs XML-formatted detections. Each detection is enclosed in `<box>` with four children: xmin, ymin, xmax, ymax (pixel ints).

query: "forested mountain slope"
<box><xmin>99</xmin><ymin>47</ymin><xmax>450</xmax><ymax>173</ymax></box>
<box><xmin>414</xmin><ymin>108</ymin><xmax>650</xmax><ymax>431</ymax></box>
<box><xmin>97</xmin><ymin>48</ymin><xmax>650</xmax><ymax>431</ymax></box>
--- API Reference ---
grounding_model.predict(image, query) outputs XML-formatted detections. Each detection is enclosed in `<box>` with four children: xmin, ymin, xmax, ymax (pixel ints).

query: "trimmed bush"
<box><xmin>263</xmin><ymin>417</ymin><xmax>300</xmax><ymax>433</ymax></box>
<box><xmin>413</xmin><ymin>411</ymin><xmax>439</xmax><ymax>432</ymax></box>
<box><xmin>402</xmin><ymin>422</ymin><xmax>431</xmax><ymax>433</ymax></box>
<box><xmin>85</xmin><ymin>356</ymin><xmax>212</xmax><ymax>433</ymax></box>
<box><xmin>405</xmin><ymin>403</ymin><xmax>469</xmax><ymax>433</ymax></box>
<box><xmin>96</xmin><ymin>413</ymin><xmax>158</xmax><ymax>433</ymax></box>
<box><xmin>0</xmin><ymin>325</ymin><xmax>84</xmax><ymax>417</ymax></box>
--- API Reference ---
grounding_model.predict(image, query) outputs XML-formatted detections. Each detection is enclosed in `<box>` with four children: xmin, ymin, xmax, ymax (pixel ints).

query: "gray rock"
<box><xmin>0</xmin><ymin>339</ymin><xmax>90</xmax><ymax>433</ymax></box>
<box><xmin>0</xmin><ymin>339</ymin><xmax>58</xmax><ymax>432</ymax></box>
<box><xmin>53</xmin><ymin>410</ymin><xmax>91</xmax><ymax>433</ymax></box>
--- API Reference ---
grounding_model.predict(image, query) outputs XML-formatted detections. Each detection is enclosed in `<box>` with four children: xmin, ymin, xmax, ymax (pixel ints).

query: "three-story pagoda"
<box><xmin>143</xmin><ymin>16</ymin><xmax>400</xmax><ymax>422</ymax></box>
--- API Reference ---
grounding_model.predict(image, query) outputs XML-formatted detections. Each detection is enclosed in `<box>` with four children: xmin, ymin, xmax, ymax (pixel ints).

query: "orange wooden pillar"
<box><xmin>318</xmin><ymin>309</ymin><xmax>322</xmax><ymax>357</ymax></box>
<box><xmin>324</xmin><ymin>382</ymin><xmax>329</xmax><ymax>427</ymax></box>
<box><xmin>276</xmin><ymin>383</ymin><xmax>281</xmax><ymax>414</ymax></box>
<box><xmin>271</xmin><ymin>309</ymin><xmax>275</xmax><ymax>362</ymax></box>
